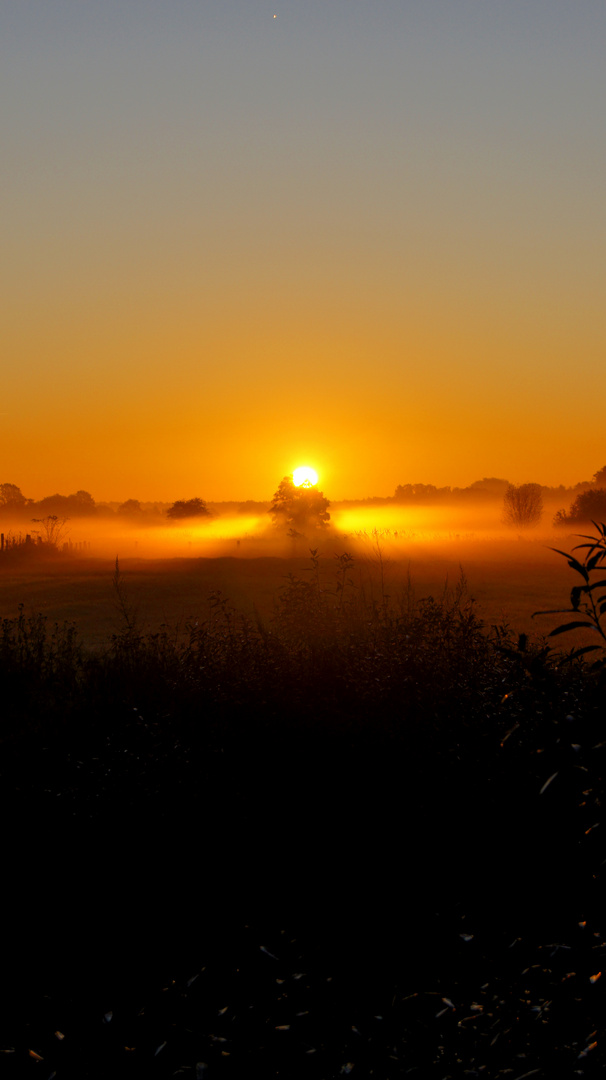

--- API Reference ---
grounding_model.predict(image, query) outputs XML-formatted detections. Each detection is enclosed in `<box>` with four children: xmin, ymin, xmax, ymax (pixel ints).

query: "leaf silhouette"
<box><xmin>567</xmin><ymin>646</ymin><xmax>602</xmax><ymax>660</ymax></box>
<box><xmin>549</xmin><ymin>621</ymin><xmax>596</xmax><ymax>637</ymax></box>
<box><xmin>532</xmin><ymin>608</ymin><xmax>580</xmax><ymax>618</ymax></box>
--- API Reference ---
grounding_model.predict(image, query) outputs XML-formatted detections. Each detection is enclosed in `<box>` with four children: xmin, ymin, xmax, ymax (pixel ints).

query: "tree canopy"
<box><xmin>33</xmin><ymin>491</ymin><xmax>96</xmax><ymax>517</ymax></box>
<box><xmin>0</xmin><ymin>483</ymin><xmax>27</xmax><ymax>509</ymax></box>
<box><xmin>554</xmin><ymin>487</ymin><xmax>606</xmax><ymax>526</ymax></box>
<box><xmin>269</xmin><ymin>476</ymin><xmax>330</xmax><ymax>533</ymax></box>
<box><xmin>117</xmin><ymin>499</ymin><xmax>143</xmax><ymax>516</ymax></box>
<box><xmin>166</xmin><ymin>498</ymin><xmax>211</xmax><ymax>520</ymax></box>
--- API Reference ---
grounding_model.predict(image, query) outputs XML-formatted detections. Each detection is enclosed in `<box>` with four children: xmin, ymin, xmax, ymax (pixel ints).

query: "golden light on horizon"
<box><xmin>293</xmin><ymin>466</ymin><xmax>318</xmax><ymax>488</ymax></box>
<box><xmin>2</xmin><ymin>7</ymin><xmax>604</xmax><ymax>503</ymax></box>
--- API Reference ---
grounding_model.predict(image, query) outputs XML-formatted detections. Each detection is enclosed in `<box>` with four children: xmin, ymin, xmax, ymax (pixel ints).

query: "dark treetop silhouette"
<box><xmin>269</xmin><ymin>476</ymin><xmax>331</xmax><ymax>534</ymax></box>
<box><xmin>166</xmin><ymin>497</ymin><xmax>212</xmax><ymax>520</ymax></box>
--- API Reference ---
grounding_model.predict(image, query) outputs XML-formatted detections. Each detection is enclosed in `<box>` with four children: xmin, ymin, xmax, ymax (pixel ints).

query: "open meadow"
<box><xmin>0</xmin><ymin>525</ymin><xmax>588</xmax><ymax>649</ymax></box>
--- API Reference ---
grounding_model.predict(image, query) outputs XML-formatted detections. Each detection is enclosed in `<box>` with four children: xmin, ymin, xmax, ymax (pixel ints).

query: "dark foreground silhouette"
<box><xmin>1</xmin><ymin>569</ymin><xmax>605</xmax><ymax>1077</ymax></box>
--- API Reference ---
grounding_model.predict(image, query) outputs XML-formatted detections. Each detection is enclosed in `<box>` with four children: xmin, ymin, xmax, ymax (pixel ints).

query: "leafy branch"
<box><xmin>533</xmin><ymin>520</ymin><xmax>606</xmax><ymax>663</ymax></box>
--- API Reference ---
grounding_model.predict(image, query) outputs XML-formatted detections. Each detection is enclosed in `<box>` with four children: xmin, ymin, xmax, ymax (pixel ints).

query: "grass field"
<box><xmin>0</xmin><ymin>534</ymin><xmax>583</xmax><ymax>649</ymax></box>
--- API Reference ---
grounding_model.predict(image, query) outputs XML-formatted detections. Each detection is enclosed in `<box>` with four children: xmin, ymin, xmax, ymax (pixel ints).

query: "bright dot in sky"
<box><xmin>293</xmin><ymin>466</ymin><xmax>318</xmax><ymax>487</ymax></box>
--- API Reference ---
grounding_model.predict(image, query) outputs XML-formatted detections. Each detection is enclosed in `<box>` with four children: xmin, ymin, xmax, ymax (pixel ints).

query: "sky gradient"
<box><xmin>3</xmin><ymin>1</ymin><xmax>605</xmax><ymax>501</ymax></box>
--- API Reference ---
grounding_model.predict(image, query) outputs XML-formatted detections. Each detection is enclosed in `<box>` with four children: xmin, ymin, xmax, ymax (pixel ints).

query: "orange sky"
<box><xmin>2</xmin><ymin>2</ymin><xmax>605</xmax><ymax>502</ymax></box>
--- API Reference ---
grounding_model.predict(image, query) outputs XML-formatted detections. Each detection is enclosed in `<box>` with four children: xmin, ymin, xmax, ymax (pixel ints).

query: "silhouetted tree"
<box><xmin>69</xmin><ymin>490</ymin><xmax>96</xmax><ymax>515</ymax></box>
<box><xmin>33</xmin><ymin>494</ymin><xmax>70</xmax><ymax>515</ymax></box>
<box><xmin>466</xmin><ymin>478</ymin><xmax>511</xmax><ymax>499</ymax></box>
<box><xmin>32</xmin><ymin>491</ymin><xmax>95</xmax><ymax>517</ymax></box>
<box><xmin>118</xmin><ymin>499</ymin><xmax>143</xmax><ymax>516</ymax></box>
<box><xmin>592</xmin><ymin>465</ymin><xmax>606</xmax><ymax>488</ymax></box>
<box><xmin>502</xmin><ymin>483</ymin><xmax>543</xmax><ymax>529</ymax></box>
<box><xmin>0</xmin><ymin>483</ymin><xmax>27</xmax><ymax>509</ymax></box>
<box><xmin>166</xmin><ymin>498</ymin><xmax>211</xmax><ymax>520</ymax></box>
<box><xmin>554</xmin><ymin>488</ymin><xmax>606</xmax><ymax>526</ymax></box>
<box><xmin>269</xmin><ymin>476</ymin><xmax>330</xmax><ymax>533</ymax></box>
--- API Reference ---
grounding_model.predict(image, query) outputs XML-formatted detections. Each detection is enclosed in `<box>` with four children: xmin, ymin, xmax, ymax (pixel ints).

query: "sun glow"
<box><xmin>292</xmin><ymin>466</ymin><xmax>318</xmax><ymax>487</ymax></box>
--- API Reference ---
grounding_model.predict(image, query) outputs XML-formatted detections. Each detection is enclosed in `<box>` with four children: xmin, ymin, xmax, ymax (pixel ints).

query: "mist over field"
<box><xmin>0</xmin><ymin>479</ymin><xmax>597</xmax><ymax>651</ymax></box>
<box><xmin>0</xmin><ymin>483</ymin><xmax>588</xmax><ymax>556</ymax></box>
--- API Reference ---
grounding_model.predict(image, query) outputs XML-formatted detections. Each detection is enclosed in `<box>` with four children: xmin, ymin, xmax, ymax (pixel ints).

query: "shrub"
<box><xmin>502</xmin><ymin>483</ymin><xmax>543</xmax><ymax>529</ymax></box>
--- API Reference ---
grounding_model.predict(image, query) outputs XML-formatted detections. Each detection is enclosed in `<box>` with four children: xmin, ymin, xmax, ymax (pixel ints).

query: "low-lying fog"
<box><xmin>0</xmin><ymin>496</ymin><xmax>575</xmax><ymax>560</ymax></box>
<box><xmin>1</xmin><ymin>494</ymin><xmax>590</xmax><ymax>652</ymax></box>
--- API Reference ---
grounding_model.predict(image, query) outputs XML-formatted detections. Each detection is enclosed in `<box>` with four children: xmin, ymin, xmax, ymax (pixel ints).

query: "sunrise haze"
<box><xmin>3</xmin><ymin>1</ymin><xmax>605</xmax><ymax>501</ymax></box>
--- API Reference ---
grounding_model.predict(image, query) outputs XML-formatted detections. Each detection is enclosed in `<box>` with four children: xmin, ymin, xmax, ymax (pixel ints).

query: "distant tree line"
<box><xmin>394</xmin><ymin>478</ymin><xmax>514</xmax><ymax>502</ymax></box>
<box><xmin>2</xmin><ymin>464</ymin><xmax>605</xmax><ymax>528</ymax></box>
<box><xmin>392</xmin><ymin>468</ymin><xmax>606</xmax><ymax>528</ymax></box>
<box><xmin>0</xmin><ymin>485</ymin><xmax>100</xmax><ymax>517</ymax></box>
<box><xmin>0</xmin><ymin>485</ymin><xmax>214</xmax><ymax>523</ymax></box>
<box><xmin>393</xmin><ymin>472</ymin><xmax>606</xmax><ymax>505</ymax></box>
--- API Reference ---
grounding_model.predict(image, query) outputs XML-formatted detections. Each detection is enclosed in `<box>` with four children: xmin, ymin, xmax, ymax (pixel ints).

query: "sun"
<box><xmin>293</xmin><ymin>465</ymin><xmax>318</xmax><ymax>487</ymax></box>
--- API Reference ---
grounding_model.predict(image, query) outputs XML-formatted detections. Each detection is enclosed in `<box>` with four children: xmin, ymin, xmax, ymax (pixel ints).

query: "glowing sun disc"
<box><xmin>293</xmin><ymin>466</ymin><xmax>318</xmax><ymax>487</ymax></box>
